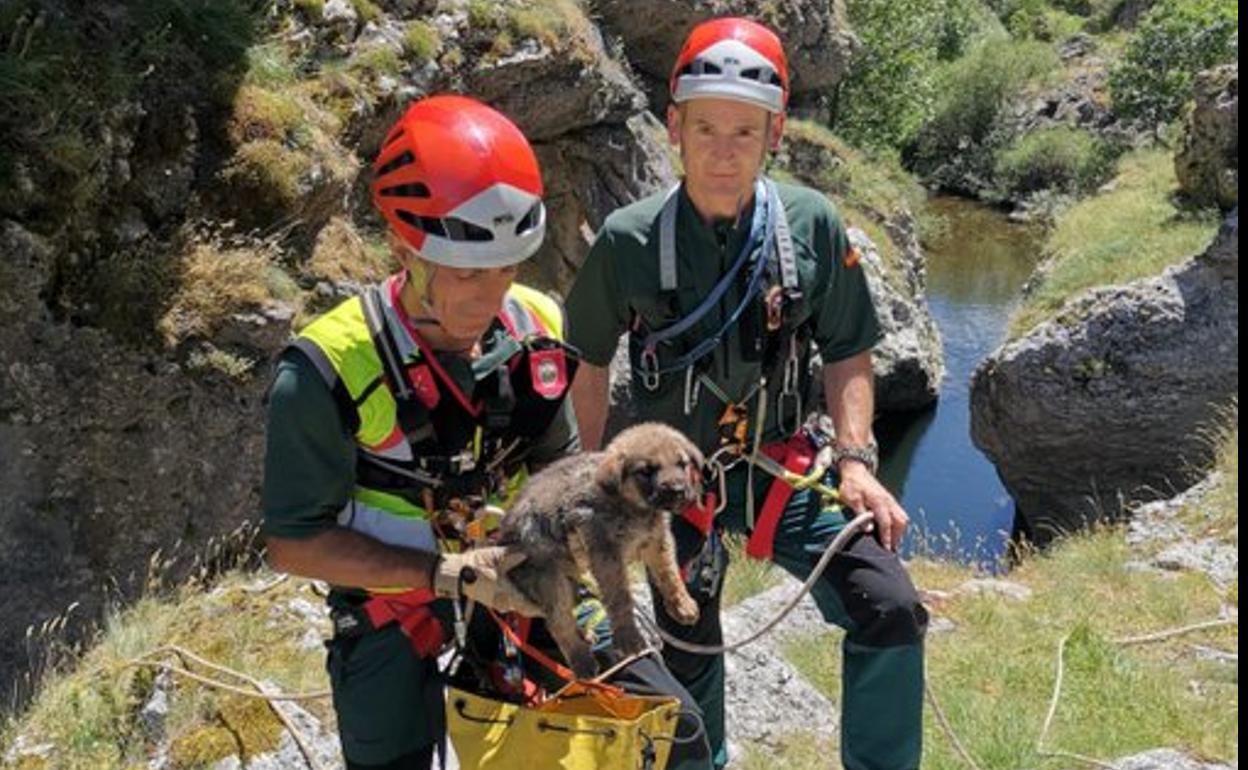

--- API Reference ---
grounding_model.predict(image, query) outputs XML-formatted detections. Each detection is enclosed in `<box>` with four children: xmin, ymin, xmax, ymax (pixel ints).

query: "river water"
<box><xmin>877</xmin><ymin>197</ymin><xmax>1043</xmax><ymax>568</ymax></box>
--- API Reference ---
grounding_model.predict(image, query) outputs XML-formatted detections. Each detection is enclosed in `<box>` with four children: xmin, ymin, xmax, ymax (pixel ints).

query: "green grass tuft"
<box><xmin>1010</xmin><ymin>148</ymin><xmax>1220</xmax><ymax>336</ymax></box>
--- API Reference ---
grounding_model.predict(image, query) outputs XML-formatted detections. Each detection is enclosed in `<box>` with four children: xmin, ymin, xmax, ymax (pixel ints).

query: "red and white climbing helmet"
<box><xmin>371</xmin><ymin>95</ymin><xmax>546</xmax><ymax>269</ymax></box>
<box><xmin>669</xmin><ymin>17</ymin><xmax>790</xmax><ymax>114</ymax></box>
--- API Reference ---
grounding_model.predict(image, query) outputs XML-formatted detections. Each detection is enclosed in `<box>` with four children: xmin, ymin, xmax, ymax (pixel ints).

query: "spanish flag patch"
<box><xmin>844</xmin><ymin>244</ymin><xmax>861</xmax><ymax>268</ymax></box>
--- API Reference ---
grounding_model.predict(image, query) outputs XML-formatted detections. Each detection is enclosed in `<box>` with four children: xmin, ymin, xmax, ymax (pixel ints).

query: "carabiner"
<box><xmin>638</xmin><ymin>347</ymin><xmax>661</xmax><ymax>391</ymax></box>
<box><xmin>682</xmin><ymin>366</ymin><xmax>701</xmax><ymax>415</ymax></box>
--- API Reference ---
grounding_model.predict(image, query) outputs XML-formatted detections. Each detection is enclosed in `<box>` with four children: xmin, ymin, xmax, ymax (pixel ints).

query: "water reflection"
<box><xmin>877</xmin><ymin>197</ymin><xmax>1043</xmax><ymax>570</ymax></box>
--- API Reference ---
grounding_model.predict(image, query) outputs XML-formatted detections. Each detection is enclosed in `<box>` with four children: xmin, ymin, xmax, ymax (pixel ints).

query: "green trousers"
<box><xmin>652</xmin><ymin>464</ymin><xmax>928</xmax><ymax>770</ymax></box>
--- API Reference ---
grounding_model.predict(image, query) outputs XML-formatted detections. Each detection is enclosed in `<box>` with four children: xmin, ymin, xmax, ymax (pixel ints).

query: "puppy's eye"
<box><xmin>631</xmin><ymin>462</ymin><xmax>658</xmax><ymax>479</ymax></box>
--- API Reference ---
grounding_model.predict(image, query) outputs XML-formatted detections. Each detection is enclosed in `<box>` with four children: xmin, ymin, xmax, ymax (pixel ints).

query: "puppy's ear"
<box><xmin>680</xmin><ymin>436</ymin><xmax>707</xmax><ymax>492</ymax></box>
<box><xmin>594</xmin><ymin>451</ymin><xmax>624</xmax><ymax>496</ymax></box>
<box><xmin>679</xmin><ymin>434</ymin><xmax>705</xmax><ymax>469</ymax></box>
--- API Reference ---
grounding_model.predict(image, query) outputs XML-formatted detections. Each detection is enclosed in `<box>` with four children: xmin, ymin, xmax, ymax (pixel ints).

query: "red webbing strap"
<box><xmin>680</xmin><ymin>493</ymin><xmax>718</xmax><ymax>537</ymax></box>
<box><xmin>745</xmin><ymin>434</ymin><xmax>815</xmax><ymax>561</ymax></box>
<box><xmin>362</xmin><ymin>587</ymin><xmax>445</xmax><ymax>657</ymax></box>
<box><xmin>486</xmin><ymin>608</ymin><xmax>625</xmax><ymax>697</ymax></box>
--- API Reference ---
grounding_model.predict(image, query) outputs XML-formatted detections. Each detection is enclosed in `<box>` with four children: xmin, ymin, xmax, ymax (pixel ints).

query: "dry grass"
<box><xmin>305</xmin><ymin>217</ymin><xmax>394</xmax><ymax>286</ymax></box>
<box><xmin>158</xmin><ymin>243</ymin><xmax>280</xmax><ymax>345</ymax></box>
<box><xmin>2</xmin><ymin>571</ymin><xmax>334</xmax><ymax>770</ymax></box>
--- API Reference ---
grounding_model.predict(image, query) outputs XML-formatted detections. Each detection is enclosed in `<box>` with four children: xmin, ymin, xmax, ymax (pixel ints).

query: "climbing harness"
<box><xmin>658</xmin><ymin>447</ymin><xmax>876</xmax><ymax>657</ymax></box>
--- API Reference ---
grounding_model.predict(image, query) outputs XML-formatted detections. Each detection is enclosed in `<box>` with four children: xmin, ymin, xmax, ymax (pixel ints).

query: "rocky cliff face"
<box><xmin>970</xmin><ymin>209</ymin><xmax>1238</xmax><ymax>543</ymax></box>
<box><xmin>970</xmin><ymin>63</ymin><xmax>1239</xmax><ymax>544</ymax></box>
<box><xmin>1175</xmin><ymin>64</ymin><xmax>1237</xmax><ymax>212</ymax></box>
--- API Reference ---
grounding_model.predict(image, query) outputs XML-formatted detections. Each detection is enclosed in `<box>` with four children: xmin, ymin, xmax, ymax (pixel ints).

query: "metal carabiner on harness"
<box><xmin>682</xmin><ymin>366</ymin><xmax>701</xmax><ymax>415</ymax></box>
<box><xmin>704</xmin><ymin>445</ymin><xmax>740</xmax><ymax>516</ymax></box>
<box><xmin>638</xmin><ymin>347</ymin><xmax>661</xmax><ymax>392</ymax></box>
<box><xmin>777</xmin><ymin>335</ymin><xmax>803</xmax><ymax>437</ymax></box>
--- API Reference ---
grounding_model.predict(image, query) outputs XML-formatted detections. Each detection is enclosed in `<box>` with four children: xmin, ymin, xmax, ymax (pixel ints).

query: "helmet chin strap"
<box><xmin>412</xmin><ymin>306</ymin><xmax>479</xmax><ymax>354</ymax></box>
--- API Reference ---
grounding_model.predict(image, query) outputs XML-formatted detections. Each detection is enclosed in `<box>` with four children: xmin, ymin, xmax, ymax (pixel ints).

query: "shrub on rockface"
<box><xmin>1109</xmin><ymin>0</ymin><xmax>1238</xmax><ymax>126</ymax></box>
<box><xmin>993</xmin><ymin>126</ymin><xmax>1118</xmax><ymax>197</ymax></box>
<box><xmin>833</xmin><ymin>0</ymin><xmax>999</xmax><ymax>152</ymax></box>
<box><xmin>0</xmin><ymin>0</ymin><xmax>259</xmax><ymax>230</ymax></box>
<box><xmin>907</xmin><ymin>36</ymin><xmax>1060</xmax><ymax>190</ymax></box>
<box><xmin>1004</xmin><ymin>0</ymin><xmax>1088</xmax><ymax>40</ymax></box>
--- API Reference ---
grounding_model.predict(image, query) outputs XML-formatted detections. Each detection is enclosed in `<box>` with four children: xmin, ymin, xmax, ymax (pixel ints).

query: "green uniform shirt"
<box><xmin>566</xmin><ymin>180</ymin><xmax>881</xmax><ymax>452</ymax></box>
<box><xmin>261</xmin><ymin>349</ymin><xmax>581</xmax><ymax>541</ymax></box>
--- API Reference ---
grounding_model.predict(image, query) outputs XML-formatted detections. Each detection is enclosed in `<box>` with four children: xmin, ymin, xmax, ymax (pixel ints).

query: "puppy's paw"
<box><xmin>665</xmin><ymin>592</ymin><xmax>700</xmax><ymax>626</ymax></box>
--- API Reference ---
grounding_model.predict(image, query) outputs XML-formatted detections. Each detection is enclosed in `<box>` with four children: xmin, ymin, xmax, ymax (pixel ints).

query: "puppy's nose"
<box><xmin>660</xmin><ymin>480</ymin><xmax>698</xmax><ymax>503</ymax></box>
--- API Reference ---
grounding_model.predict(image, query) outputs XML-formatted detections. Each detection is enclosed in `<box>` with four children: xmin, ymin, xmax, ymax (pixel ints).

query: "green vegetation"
<box><xmin>1109</xmin><ymin>0</ymin><xmax>1238</xmax><ymax>125</ymax></box>
<box><xmin>1</xmin><ymin>575</ymin><xmax>333</xmax><ymax>770</ymax></box>
<box><xmin>403</xmin><ymin>20</ymin><xmax>442</xmax><ymax>64</ymax></box>
<box><xmin>1010</xmin><ymin>148</ymin><xmax>1220</xmax><ymax>335</ymax></box>
<box><xmin>0</xmin><ymin>0</ymin><xmax>260</xmax><ymax>229</ymax></box>
<box><xmin>464</xmin><ymin>0</ymin><xmax>593</xmax><ymax>62</ymax></box>
<box><xmin>785</xmin><ymin>121</ymin><xmax>928</xmax><ymax>218</ymax></box>
<box><xmin>1000</xmin><ymin>0</ymin><xmax>1088</xmax><ymax>40</ymax></box>
<box><xmin>783</xmin><ymin>522</ymin><xmax>1236</xmax><ymax>769</ymax></box>
<box><xmin>349</xmin><ymin>44</ymin><xmax>405</xmax><ymax>79</ymax></box>
<box><xmin>1176</xmin><ymin>405</ymin><xmax>1238</xmax><ymax>549</ymax></box>
<box><xmin>909</xmin><ymin>37</ymin><xmax>1060</xmax><ymax>179</ymax></box>
<box><xmin>158</xmin><ymin>243</ymin><xmax>285</xmax><ymax>345</ymax></box>
<box><xmin>833</xmin><ymin>0</ymin><xmax>999</xmax><ymax>150</ymax></box>
<box><xmin>721</xmin><ymin>533</ymin><xmax>784</xmax><ymax>609</ymax></box>
<box><xmin>466</xmin><ymin>0</ymin><xmax>500</xmax><ymax>29</ymax></box>
<box><xmin>292</xmin><ymin>0</ymin><xmax>325</xmax><ymax>16</ymax></box>
<box><xmin>350</xmin><ymin>0</ymin><xmax>383</xmax><ymax>25</ymax></box>
<box><xmin>993</xmin><ymin>126</ymin><xmax>1117</xmax><ymax>197</ymax></box>
<box><xmin>778</xmin><ymin>120</ymin><xmax>927</xmax><ymax>282</ymax></box>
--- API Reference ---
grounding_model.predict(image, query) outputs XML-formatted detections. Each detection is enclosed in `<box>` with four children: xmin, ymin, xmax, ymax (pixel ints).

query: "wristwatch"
<box><xmin>832</xmin><ymin>441</ymin><xmax>879</xmax><ymax>475</ymax></box>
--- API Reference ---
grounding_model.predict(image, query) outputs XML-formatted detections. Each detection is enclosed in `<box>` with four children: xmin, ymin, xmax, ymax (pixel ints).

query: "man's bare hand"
<box><xmin>837</xmin><ymin>463</ymin><xmax>909</xmax><ymax>552</ymax></box>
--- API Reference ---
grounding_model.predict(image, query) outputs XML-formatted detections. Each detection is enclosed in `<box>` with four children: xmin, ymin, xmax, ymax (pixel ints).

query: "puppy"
<box><xmin>499</xmin><ymin>422</ymin><xmax>704</xmax><ymax>678</ymax></box>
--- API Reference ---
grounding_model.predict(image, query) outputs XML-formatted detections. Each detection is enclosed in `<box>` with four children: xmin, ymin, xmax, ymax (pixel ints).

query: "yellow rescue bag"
<box><xmin>447</xmin><ymin>680</ymin><xmax>684</xmax><ymax>770</ymax></box>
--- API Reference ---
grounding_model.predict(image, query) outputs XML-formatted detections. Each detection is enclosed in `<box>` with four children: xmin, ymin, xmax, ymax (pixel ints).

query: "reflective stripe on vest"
<box><xmin>296</xmin><ymin>280</ymin><xmax>567</xmax><ymax>591</ymax></box>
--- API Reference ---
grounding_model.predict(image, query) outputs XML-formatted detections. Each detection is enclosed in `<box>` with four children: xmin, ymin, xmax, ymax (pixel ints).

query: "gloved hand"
<box><xmin>433</xmin><ymin>547</ymin><xmax>543</xmax><ymax>616</ymax></box>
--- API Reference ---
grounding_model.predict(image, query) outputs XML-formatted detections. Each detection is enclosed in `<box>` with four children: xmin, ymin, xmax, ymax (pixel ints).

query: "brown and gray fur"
<box><xmin>500</xmin><ymin>422</ymin><xmax>703</xmax><ymax>677</ymax></box>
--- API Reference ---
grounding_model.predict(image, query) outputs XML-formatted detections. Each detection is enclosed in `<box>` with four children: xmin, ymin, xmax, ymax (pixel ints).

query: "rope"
<box><xmin>1029</xmin><ymin>618</ymin><xmax>1238</xmax><ymax>770</ymax></box>
<box><xmin>242</xmin><ymin>573</ymin><xmax>290</xmax><ymax>594</ymax></box>
<box><xmin>126</xmin><ymin>645</ymin><xmax>331</xmax><ymax>770</ymax></box>
<box><xmin>1035</xmin><ymin>634</ymin><xmax>1119</xmax><ymax>770</ymax></box>
<box><xmin>128</xmin><ymin>647</ymin><xmax>332</xmax><ymax>700</ymax></box>
<box><xmin>655</xmin><ymin>511</ymin><xmax>873</xmax><ymax>656</ymax></box>
<box><xmin>590</xmin><ymin>646</ymin><xmax>663</xmax><ymax>685</ymax></box>
<box><xmin>924</xmin><ymin>682</ymin><xmax>986</xmax><ymax>770</ymax></box>
<box><xmin>1112</xmin><ymin>617</ymin><xmax>1236</xmax><ymax>646</ymax></box>
<box><xmin>655</xmin><ymin>446</ymin><xmax>862</xmax><ymax>656</ymax></box>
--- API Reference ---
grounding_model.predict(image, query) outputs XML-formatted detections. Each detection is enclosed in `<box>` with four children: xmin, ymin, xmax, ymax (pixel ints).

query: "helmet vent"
<box><xmin>396</xmin><ymin>210</ymin><xmax>495</xmax><ymax>242</ymax></box>
<box><xmin>514</xmin><ymin>202</ymin><xmax>542</xmax><ymax>236</ymax></box>
<box><xmin>444</xmin><ymin>217</ymin><xmax>494</xmax><ymax>242</ymax></box>
<box><xmin>377</xmin><ymin>150</ymin><xmax>415</xmax><ymax>178</ymax></box>
<box><xmin>397</xmin><ymin>209</ymin><xmax>444</xmax><ymax>237</ymax></box>
<box><xmin>384</xmin><ymin>128</ymin><xmax>406</xmax><ymax>147</ymax></box>
<box><xmin>379</xmin><ymin>182</ymin><xmax>431</xmax><ymax>199</ymax></box>
<box><xmin>679</xmin><ymin>60</ymin><xmax>723</xmax><ymax>76</ymax></box>
<box><xmin>739</xmin><ymin>67</ymin><xmax>783</xmax><ymax>87</ymax></box>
